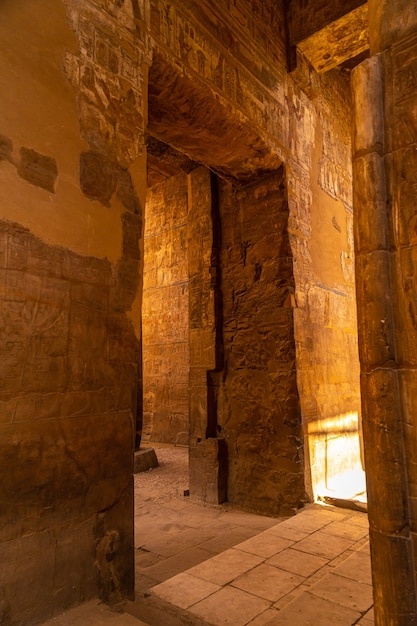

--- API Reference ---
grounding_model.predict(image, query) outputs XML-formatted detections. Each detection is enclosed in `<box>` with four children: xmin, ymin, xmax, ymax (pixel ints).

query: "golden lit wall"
<box><xmin>142</xmin><ymin>172</ymin><xmax>190</xmax><ymax>445</ymax></box>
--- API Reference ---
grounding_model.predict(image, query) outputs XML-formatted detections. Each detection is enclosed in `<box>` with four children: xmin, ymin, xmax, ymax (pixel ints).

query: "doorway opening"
<box><xmin>137</xmin><ymin>50</ymin><xmax>366</xmax><ymax>523</ymax></box>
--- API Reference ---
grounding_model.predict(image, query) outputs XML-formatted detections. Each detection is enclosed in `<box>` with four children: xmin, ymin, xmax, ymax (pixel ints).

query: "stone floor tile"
<box><xmin>216</xmin><ymin>510</ymin><xmax>282</xmax><ymax>531</ymax></box>
<box><xmin>266</xmin><ymin>547</ymin><xmax>328</xmax><ymax>577</ymax></box>
<box><xmin>189</xmin><ymin>585</ymin><xmax>271</xmax><ymax>626</ymax></box>
<box><xmin>328</xmin><ymin>550</ymin><xmax>355</xmax><ymax>568</ymax></box>
<box><xmin>357</xmin><ymin>617</ymin><xmax>374</xmax><ymax>625</ymax></box>
<box><xmin>236</xmin><ymin>532</ymin><xmax>293</xmax><ymax>558</ymax></box>
<box><xmin>151</xmin><ymin>527</ymin><xmax>217</xmax><ymax>551</ymax></box>
<box><xmin>232</xmin><ymin>563</ymin><xmax>304</xmax><ymax>602</ymax></box>
<box><xmin>295</xmin><ymin>530</ymin><xmax>355</xmax><ymax>560</ymax></box>
<box><xmin>186</xmin><ymin>548</ymin><xmax>264</xmax><ymax>586</ymax></box>
<box><xmin>301</xmin><ymin>564</ymin><xmax>333</xmax><ymax>587</ymax></box>
<box><xmin>246</xmin><ymin>608</ymin><xmax>280</xmax><ymax>625</ymax></box>
<box><xmin>151</xmin><ymin>572</ymin><xmax>220</xmax><ymax>609</ymax></box>
<box><xmin>137</xmin><ymin>546</ymin><xmax>218</xmax><ymax>584</ymax></box>
<box><xmin>201</xmin><ymin>527</ymin><xmax>264</xmax><ymax>553</ymax></box>
<box><xmin>263</xmin><ymin>591</ymin><xmax>361</xmax><ymax>626</ymax></box>
<box><xmin>359</xmin><ymin>540</ymin><xmax>371</xmax><ymax>554</ymax></box>
<box><xmin>354</xmin><ymin>537</ymin><xmax>371</xmax><ymax>551</ymax></box>
<box><xmin>264</xmin><ymin>524</ymin><xmax>309</xmax><ymax>542</ymax></box>
<box><xmin>356</xmin><ymin>608</ymin><xmax>374</xmax><ymax>626</ymax></box>
<box><xmin>333</xmin><ymin>549</ymin><xmax>373</xmax><ymax>585</ymax></box>
<box><xmin>363</xmin><ymin>607</ymin><xmax>374</xmax><ymax>621</ymax></box>
<box><xmin>309</xmin><ymin>572</ymin><xmax>373</xmax><ymax>612</ymax></box>
<box><xmin>135</xmin><ymin>548</ymin><xmax>162</xmax><ymax>569</ymax></box>
<box><xmin>273</xmin><ymin>583</ymin><xmax>310</xmax><ymax>609</ymax></box>
<box><xmin>39</xmin><ymin>600</ymin><xmax>148</xmax><ymax>626</ymax></box>
<box><xmin>322</xmin><ymin>520</ymin><xmax>369</xmax><ymax>541</ymax></box>
<box><xmin>346</xmin><ymin>512</ymin><xmax>369</xmax><ymax>528</ymax></box>
<box><xmin>277</xmin><ymin>508</ymin><xmax>344</xmax><ymax>534</ymax></box>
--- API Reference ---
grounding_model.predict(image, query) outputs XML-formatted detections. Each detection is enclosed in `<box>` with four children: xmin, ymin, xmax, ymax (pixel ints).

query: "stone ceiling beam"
<box><xmin>287</xmin><ymin>0</ymin><xmax>369</xmax><ymax>72</ymax></box>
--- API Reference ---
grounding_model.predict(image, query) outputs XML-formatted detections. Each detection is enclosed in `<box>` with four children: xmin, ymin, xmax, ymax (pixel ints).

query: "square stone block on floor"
<box><xmin>189</xmin><ymin>585</ymin><xmax>271</xmax><ymax>626</ymax></box>
<box><xmin>278</xmin><ymin>507</ymin><xmax>345</xmax><ymax>534</ymax></box>
<box><xmin>186</xmin><ymin>548</ymin><xmax>264</xmax><ymax>586</ymax></box>
<box><xmin>151</xmin><ymin>571</ymin><xmax>220</xmax><ymax>609</ymax></box>
<box><xmin>346</xmin><ymin>512</ymin><xmax>370</xmax><ymax>528</ymax></box>
<box><xmin>322</xmin><ymin>520</ymin><xmax>369</xmax><ymax>542</ymax></box>
<box><xmin>267</xmin><ymin>590</ymin><xmax>361</xmax><ymax>626</ymax></box>
<box><xmin>264</xmin><ymin>524</ymin><xmax>309</xmax><ymax>542</ymax></box>
<box><xmin>140</xmin><ymin>545</ymin><xmax>218</xmax><ymax>584</ymax></box>
<box><xmin>333</xmin><ymin>548</ymin><xmax>372</xmax><ymax>585</ymax></box>
<box><xmin>358</xmin><ymin>607</ymin><xmax>374</xmax><ymax>624</ymax></box>
<box><xmin>201</xmin><ymin>527</ymin><xmax>263</xmax><ymax>553</ymax></box>
<box><xmin>266</xmin><ymin>547</ymin><xmax>329</xmax><ymax>577</ymax></box>
<box><xmin>236</xmin><ymin>531</ymin><xmax>294</xmax><ymax>559</ymax></box>
<box><xmin>308</xmin><ymin>572</ymin><xmax>373</xmax><ymax>613</ymax></box>
<box><xmin>294</xmin><ymin>529</ymin><xmax>355</xmax><ymax>560</ymax></box>
<box><xmin>232</xmin><ymin>563</ymin><xmax>304</xmax><ymax>602</ymax></box>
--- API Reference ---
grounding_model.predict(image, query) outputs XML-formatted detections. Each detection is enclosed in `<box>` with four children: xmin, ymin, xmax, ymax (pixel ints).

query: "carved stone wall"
<box><xmin>288</xmin><ymin>64</ymin><xmax>363</xmax><ymax>502</ymax></box>
<box><xmin>147</xmin><ymin>0</ymin><xmax>362</xmax><ymax>504</ymax></box>
<box><xmin>0</xmin><ymin>0</ymin><xmax>367</xmax><ymax>623</ymax></box>
<box><xmin>0</xmin><ymin>220</ymin><xmax>138</xmax><ymax>623</ymax></box>
<box><xmin>142</xmin><ymin>172</ymin><xmax>190</xmax><ymax>445</ymax></box>
<box><xmin>218</xmin><ymin>168</ymin><xmax>305</xmax><ymax>516</ymax></box>
<box><xmin>0</xmin><ymin>1</ymin><xmax>147</xmax><ymax>624</ymax></box>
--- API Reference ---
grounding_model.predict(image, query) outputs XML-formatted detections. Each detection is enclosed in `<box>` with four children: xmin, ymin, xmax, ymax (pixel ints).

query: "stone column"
<box><xmin>352</xmin><ymin>55</ymin><xmax>416</xmax><ymax>624</ymax></box>
<box><xmin>187</xmin><ymin>167</ymin><xmax>226</xmax><ymax>504</ymax></box>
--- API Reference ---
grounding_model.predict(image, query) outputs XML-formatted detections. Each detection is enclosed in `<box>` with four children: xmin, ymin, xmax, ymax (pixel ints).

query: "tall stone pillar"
<box><xmin>187</xmin><ymin>167</ymin><xmax>226</xmax><ymax>505</ymax></box>
<box><xmin>353</xmin><ymin>1</ymin><xmax>417</xmax><ymax>620</ymax></box>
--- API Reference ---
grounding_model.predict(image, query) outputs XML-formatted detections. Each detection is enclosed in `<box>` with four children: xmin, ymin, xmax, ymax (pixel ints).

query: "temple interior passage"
<box><xmin>1</xmin><ymin>1</ymin><xmax>417</xmax><ymax>625</ymax></box>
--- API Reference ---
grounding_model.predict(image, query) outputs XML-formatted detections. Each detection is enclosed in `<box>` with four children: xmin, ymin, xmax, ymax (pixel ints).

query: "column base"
<box><xmin>133</xmin><ymin>447</ymin><xmax>159</xmax><ymax>473</ymax></box>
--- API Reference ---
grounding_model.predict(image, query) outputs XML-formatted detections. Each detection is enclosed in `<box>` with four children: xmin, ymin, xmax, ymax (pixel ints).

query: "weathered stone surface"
<box><xmin>17</xmin><ymin>147</ymin><xmax>58</xmax><ymax>193</ymax></box>
<box><xmin>218</xmin><ymin>168</ymin><xmax>304</xmax><ymax>516</ymax></box>
<box><xmin>80</xmin><ymin>151</ymin><xmax>121</xmax><ymax>205</ymax></box>
<box><xmin>147</xmin><ymin>52</ymin><xmax>283</xmax><ymax>183</ymax></box>
<box><xmin>142</xmin><ymin>172</ymin><xmax>190</xmax><ymax>445</ymax></box>
<box><xmin>8</xmin><ymin>0</ymin><xmax>417</xmax><ymax>624</ymax></box>
<box><xmin>133</xmin><ymin>447</ymin><xmax>159</xmax><ymax>473</ymax></box>
<box><xmin>0</xmin><ymin>135</ymin><xmax>13</xmax><ymax>161</ymax></box>
<box><xmin>355</xmin><ymin>251</ymin><xmax>396</xmax><ymax>369</ymax></box>
<box><xmin>189</xmin><ymin>437</ymin><xmax>227</xmax><ymax>505</ymax></box>
<box><xmin>352</xmin><ymin>35</ymin><xmax>417</xmax><ymax>622</ymax></box>
<box><xmin>288</xmin><ymin>0</ymin><xmax>367</xmax><ymax>48</ymax></box>
<box><xmin>296</xmin><ymin>4</ymin><xmax>369</xmax><ymax>73</ymax></box>
<box><xmin>369</xmin><ymin>527</ymin><xmax>416</xmax><ymax>626</ymax></box>
<box><xmin>187</xmin><ymin>167</ymin><xmax>218</xmax><ymax>441</ymax></box>
<box><xmin>0</xmin><ymin>218</ymin><xmax>138</xmax><ymax>624</ymax></box>
<box><xmin>352</xmin><ymin>154</ymin><xmax>389</xmax><ymax>254</ymax></box>
<box><xmin>351</xmin><ymin>55</ymin><xmax>384</xmax><ymax>155</ymax></box>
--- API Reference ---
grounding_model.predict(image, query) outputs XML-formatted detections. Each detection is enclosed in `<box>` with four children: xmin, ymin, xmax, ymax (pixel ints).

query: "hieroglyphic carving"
<box><xmin>142</xmin><ymin>172</ymin><xmax>190</xmax><ymax>444</ymax></box>
<box><xmin>149</xmin><ymin>0</ymin><xmax>287</xmax><ymax>148</ymax></box>
<box><xmin>64</xmin><ymin>0</ymin><xmax>150</xmax><ymax>167</ymax></box>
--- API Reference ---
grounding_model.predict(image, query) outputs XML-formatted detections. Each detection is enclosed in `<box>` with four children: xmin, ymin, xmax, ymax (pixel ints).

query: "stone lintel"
<box><xmin>297</xmin><ymin>4</ymin><xmax>369</xmax><ymax>73</ymax></box>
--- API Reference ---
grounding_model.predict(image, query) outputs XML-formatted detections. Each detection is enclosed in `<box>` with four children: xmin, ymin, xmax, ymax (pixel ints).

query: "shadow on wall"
<box><xmin>308</xmin><ymin>412</ymin><xmax>367</xmax><ymax>505</ymax></box>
